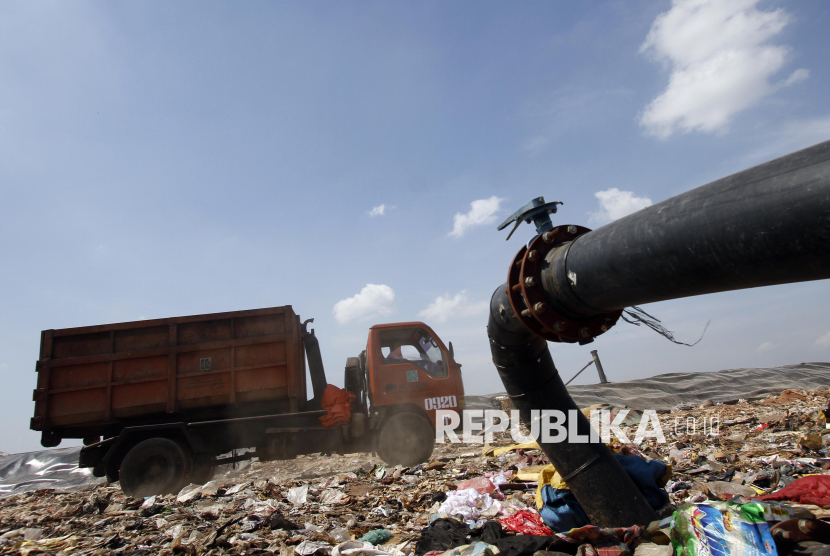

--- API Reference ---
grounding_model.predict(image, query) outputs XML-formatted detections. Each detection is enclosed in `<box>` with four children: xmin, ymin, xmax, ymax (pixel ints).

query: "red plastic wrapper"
<box><xmin>760</xmin><ymin>475</ymin><xmax>830</xmax><ymax>506</ymax></box>
<box><xmin>456</xmin><ymin>476</ymin><xmax>497</xmax><ymax>496</ymax></box>
<box><xmin>499</xmin><ymin>509</ymin><xmax>553</xmax><ymax>536</ymax></box>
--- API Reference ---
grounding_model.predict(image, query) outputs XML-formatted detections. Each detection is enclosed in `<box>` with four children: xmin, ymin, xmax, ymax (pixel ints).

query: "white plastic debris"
<box><xmin>200</xmin><ymin>479</ymin><xmax>222</xmax><ymax>496</ymax></box>
<box><xmin>295</xmin><ymin>540</ymin><xmax>333</xmax><ymax>556</ymax></box>
<box><xmin>165</xmin><ymin>524</ymin><xmax>184</xmax><ymax>539</ymax></box>
<box><xmin>225</xmin><ymin>482</ymin><xmax>248</xmax><ymax>495</ymax></box>
<box><xmin>319</xmin><ymin>488</ymin><xmax>347</xmax><ymax>505</ymax></box>
<box><xmin>633</xmin><ymin>543</ymin><xmax>673</xmax><ymax>556</ymax></box>
<box><xmin>176</xmin><ymin>483</ymin><xmax>202</xmax><ymax>503</ymax></box>
<box><xmin>22</xmin><ymin>528</ymin><xmax>42</xmax><ymax>541</ymax></box>
<box><xmin>304</xmin><ymin>522</ymin><xmax>324</xmax><ymax>533</ymax></box>
<box><xmin>286</xmin><ymin>484</ymin><xmax>309</xmax><ymax>505</ymax></box>
<box><xmin>330</xmin><ymin>527</ymin><xmax>351</xmax><ymax>543</ymax></box>
<box><xmin>436</xmin><ymin>488</ymin><xmax>505</xmax><ymax>528</ymax></box>
<box><xmin>332</xmin><ymin>541</ymin><xmax>404</xmax><ymax>556</ymax></box>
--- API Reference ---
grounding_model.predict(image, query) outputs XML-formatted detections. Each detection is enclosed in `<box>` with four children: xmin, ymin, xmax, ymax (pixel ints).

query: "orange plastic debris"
<box><xmin>318</xmin><ymin>384</ymin><xmax>356</xmax><ymax>427</ymax></box>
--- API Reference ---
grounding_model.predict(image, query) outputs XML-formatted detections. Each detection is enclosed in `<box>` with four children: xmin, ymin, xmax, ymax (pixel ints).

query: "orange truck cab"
<box><xmin>367</xmin><ymin>322</ymin><xmax>465</xmax><ymax>426</ymax></box>
<box><xmin>343</xmin><ymin>321</ymin><xmax>465</xmax><ymax>466</ymax></box>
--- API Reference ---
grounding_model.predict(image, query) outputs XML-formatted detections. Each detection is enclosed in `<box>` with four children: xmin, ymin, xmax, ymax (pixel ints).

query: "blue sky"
<box><xmin>1</xmin><ymin>1</ymin><xmax>829</xmax><ymax>453</ymax></box>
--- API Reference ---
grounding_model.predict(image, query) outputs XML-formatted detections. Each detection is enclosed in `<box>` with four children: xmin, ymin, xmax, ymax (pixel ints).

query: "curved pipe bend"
<box><xmin>487</xmin><ymin>284</ymin><xmax>658</xmax><ymax>528</ymax></box>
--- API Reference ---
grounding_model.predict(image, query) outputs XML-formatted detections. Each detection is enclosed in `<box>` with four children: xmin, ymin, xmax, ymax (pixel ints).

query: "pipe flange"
<box><xmin>506</xmin><ymin>226</ymin><xmax>623</xmax><ymax>342</ymax></box>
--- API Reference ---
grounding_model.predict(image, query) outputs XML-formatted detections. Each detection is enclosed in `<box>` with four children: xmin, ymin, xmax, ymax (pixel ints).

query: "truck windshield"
<box><xmin>379</xmin><ymin>328</ymin><xmax>447</xmax><ymax>378</ymax></box>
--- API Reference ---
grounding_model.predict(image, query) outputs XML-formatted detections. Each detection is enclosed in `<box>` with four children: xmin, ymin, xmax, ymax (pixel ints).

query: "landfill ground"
<box><xmin>3</xmin><ymin>386</ymin><xmax>830</xmax><ymax>555</ymax></box>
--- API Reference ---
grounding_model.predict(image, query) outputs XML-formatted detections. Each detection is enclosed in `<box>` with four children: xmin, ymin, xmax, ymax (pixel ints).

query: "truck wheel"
<box><xmin>119</xmin><ymin>438</ymin><xmax>191</xmax><ymax>497</ymax></box>
<box><xmin>377</xmin><ymin>413</ymin><xmax>434</xmax><ymax>467</ymax></box>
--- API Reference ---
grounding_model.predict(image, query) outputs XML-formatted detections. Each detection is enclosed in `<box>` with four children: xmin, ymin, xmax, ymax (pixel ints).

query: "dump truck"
<box><xmin>30</xmin><ymin>306</ymin><xmax>465</xmax><ymax>496</ymax></box>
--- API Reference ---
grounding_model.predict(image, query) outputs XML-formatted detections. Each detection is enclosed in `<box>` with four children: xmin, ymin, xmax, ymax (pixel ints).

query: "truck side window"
<box><xmin>379</xmin><ymin>329</ymin><xmax>447</xmax><ymax>378</ymax></box>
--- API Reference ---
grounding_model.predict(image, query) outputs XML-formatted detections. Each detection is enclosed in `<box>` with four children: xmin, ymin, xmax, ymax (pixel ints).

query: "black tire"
<box><xmin>119</xmin><ymin>438</ymin><xmax>191</xmax><ymax>498</ymax></box>
<box><xmin>377</xmin><ymin>412</ymin><xmax>434</xmax><ymax>467</ymax></box>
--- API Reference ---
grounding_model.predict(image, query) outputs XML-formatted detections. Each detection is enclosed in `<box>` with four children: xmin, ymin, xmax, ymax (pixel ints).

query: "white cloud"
<box><xmin>449</xmin><ymin>196</ymin><xmax>504</xmax><ymax>238</ymax></box>
<box><xmin>418</xmin><ymin>291</ymin><xmax>488</xmax><ymax>323</ymax></box>
<box><xmin>757</xmin><ymin>341</ymin><xmax>775</xmax><ymax>352</ymax></box>
<box><xmin>369</xmin><ymin>204</ymin><xmax>386</xmax><ymax>217</ymax></box>
<box><xmin>333</xmin><ymin>284</ymin><xmax>396</xmax><ymax>324</ymax></box>
<box><xmin>782</xmin><ymin>68</ymin><xmax>809</xmax><ymax>87</ymax></box>
<box><xmin>639</xmin><ymin>0</ymin><xmax>807</xmax><ymax>138</ymax></box>
<box><xmin>816</xmin><ymin>331</ymin><xmax>830</xmax><ymax>348</ymax></box>
<box><xmin>588</xmin><ymin>188</ymin><xmax>653</xmax><ymax>226</ymax></box>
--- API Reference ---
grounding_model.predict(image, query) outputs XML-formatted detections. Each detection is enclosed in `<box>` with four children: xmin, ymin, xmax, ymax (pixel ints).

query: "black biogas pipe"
<box><xmin>541</xmin><ymin>140</ymin><xmax>830</xmax><ymax>320</ymax></box>
<box><xmin>489</xmin><ymin>140</ymin><xmax>830</xmax><ymax>528</ymax></box>
<box><xmin>487</xmin><ymin>284</ymin><xmax>659</xmax><ymax>527</ymax></box>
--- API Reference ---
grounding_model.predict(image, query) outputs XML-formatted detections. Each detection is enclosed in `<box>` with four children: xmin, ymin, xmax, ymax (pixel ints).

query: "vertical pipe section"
<box><xmin>591</xmin><ymin>350</ymin><xmax>608</xmax><ymax>384</ymax></box>
<box><xmin>488</xmin><ymin>284</ymin><xmax>657</xmax><ymax>527</ymax></box>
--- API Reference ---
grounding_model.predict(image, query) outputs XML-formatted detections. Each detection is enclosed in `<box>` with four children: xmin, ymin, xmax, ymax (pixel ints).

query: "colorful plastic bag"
<box><xmin>670</xmin><ymin>502</ymin><xmax>776</xmax><ymax>556</ymax></box>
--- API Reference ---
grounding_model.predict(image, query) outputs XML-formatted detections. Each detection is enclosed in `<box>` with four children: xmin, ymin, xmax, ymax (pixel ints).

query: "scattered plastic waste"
<box><xmin>359</xmin><ymin>529</ymin><xmax>393</xmax><ymax>545</ymax></box>
<box><xmin>437</xmin><ymin>488</ymin><xmax>505</xmax><ymax>528</ymax></box>
<box><xmin>671</xmin><ymin>502</ymin><xmax>776</xmax><ymax>555</ymax></box>
<box><xmin>287</xmin><ymin>484</ymin><xmax>309</xmax><ymax>505</ymax></box>
<box><xmin>456</xmin><ymin>477</ymin><xmax>497</xmax><ymax>496</ymax></box>
<box><xmin>2</xmin><ymin>385</ymin><xmax>830</xmax><ymax>555</ymax></box>
<box><xmin>498</xmin><ymin>509</ymin><xmax>552</xmax><ymax>536</ymax></box>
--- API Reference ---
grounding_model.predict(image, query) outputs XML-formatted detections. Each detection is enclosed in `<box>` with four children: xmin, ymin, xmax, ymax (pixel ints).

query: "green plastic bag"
<box><xmin>670</xmin><ymin>501</ymin><xmax>776</xmax><ymax>555</ymax></box>
<box><xmin>360</xmin><ymin>529</ymin><xmax>393</xmax><ymax>545</ymax></box>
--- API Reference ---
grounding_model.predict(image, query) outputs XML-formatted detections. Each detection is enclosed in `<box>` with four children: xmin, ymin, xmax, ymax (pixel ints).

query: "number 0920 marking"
<box><xmin>424</xmin><ymin>395</ymin><xmax>457</xmax><ymax>411</ymax></box>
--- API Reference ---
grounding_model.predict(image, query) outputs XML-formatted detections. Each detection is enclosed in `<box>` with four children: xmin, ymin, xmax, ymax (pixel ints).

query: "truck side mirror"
<box><xmin>448</xmin><ymin>342</ymin><xmax>461</xmax><ymax>369</ymax></box>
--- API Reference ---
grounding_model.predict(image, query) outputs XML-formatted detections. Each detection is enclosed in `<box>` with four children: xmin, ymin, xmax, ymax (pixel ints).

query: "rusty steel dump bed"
<box><xmin>31</xmin><ymin>306</ymin><xmax>306</xmax><ymax>440</ymax></box>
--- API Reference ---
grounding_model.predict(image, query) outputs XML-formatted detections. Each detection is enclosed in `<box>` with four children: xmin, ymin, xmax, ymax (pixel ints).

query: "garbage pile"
<box><xmin>3</xmin><ymin>387</ymin><xmax>830</xmax><ymax>555</ymax></box>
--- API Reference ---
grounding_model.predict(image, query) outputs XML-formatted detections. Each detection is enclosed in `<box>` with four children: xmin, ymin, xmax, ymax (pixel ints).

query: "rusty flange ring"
<box><xmin>506</xmin><ymin>225</ymin><xmax>623</xmax><ymax>343</ymax></box>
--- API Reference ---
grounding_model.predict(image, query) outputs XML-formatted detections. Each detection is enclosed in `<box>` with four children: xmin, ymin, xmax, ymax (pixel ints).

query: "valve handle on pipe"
<box><xmin>497</xmin><ymin>197</ymin><xmax>563</xmax><ymax>241</ymax></box>
<box><xmin>497</xmin><ymin>196</ymin><xmax>623</xmax><ymax>343</ymax></box>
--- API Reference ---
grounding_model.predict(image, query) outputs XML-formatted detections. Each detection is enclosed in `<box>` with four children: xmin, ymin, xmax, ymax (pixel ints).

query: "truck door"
<box><xmin>371</xmin><ymin>326</ymin><xmax>459</xmax><ymax>425</ymax></box>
